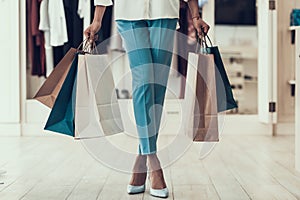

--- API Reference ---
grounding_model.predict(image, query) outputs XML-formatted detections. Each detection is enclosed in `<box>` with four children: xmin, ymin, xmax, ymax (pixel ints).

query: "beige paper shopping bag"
<box><xmin>34</xmin><ymin>48</ymin><xmax>77</xmax><ymax>108</ymax></box>
<box><xmin>185</xmin><ymin>52</ymin><xmax>219</xmax><ymax>142</ymax></box>
<box><xmin>75</xmin><ymin>54</ymin><xmax>124</xmax><ymax>139</ymax></box>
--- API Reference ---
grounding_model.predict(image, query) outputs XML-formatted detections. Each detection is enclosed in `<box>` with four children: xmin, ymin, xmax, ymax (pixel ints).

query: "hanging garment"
<box><xmin>39</xmin><ymin>0</ymin><xmax>68</xmax><ymax>75</ymax></box>
<box><xmin>27</xmin><ymin>0</ymin><xmax>46</xmax><ymax>77</ymax></box>
<box><xmin>53</xmin><ymin>46</ymin><xmax>65</xmax><ymax>67</ymax></box>
<box><xmin>78</xmin><ymin>0</ymin><xmax>90</xmax><ymax>19</ymax></box>
<box><xmin>41</xmin><ymin>31</ymin><xmax>54</xmax><ymax>77</ymax></box>
<box><xmin>63</xmin><ymin>0</ymin><xmax>84</xmax><ymax>53</ymax></box>
<box><xmin>48</xmin><ymin>0</ymin><xmax>68</xmax><ymax>46</ymax></box>
<box><xmin>39</xmin><ymin>0</ymin><xmax>53</xmax><ymax>77</ymax></box>
<box><xmin>78</xmin><ymin>0</ymin><xmax>91</xmax><ymax>30</ymax></box>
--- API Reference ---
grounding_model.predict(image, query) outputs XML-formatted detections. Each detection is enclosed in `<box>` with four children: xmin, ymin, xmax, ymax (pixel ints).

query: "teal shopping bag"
<box><xmin>44</xmin><ymin>53</ymin><xmax>79</xmax><ymax>136</ymax></box>
<box><xmin>199</xmin><ymin>35</ymin><xmax>238</xmax><ymax>112</ymax></box>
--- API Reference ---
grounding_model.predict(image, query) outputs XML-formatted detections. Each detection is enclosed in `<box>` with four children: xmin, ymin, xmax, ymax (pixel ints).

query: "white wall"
<box><xmin>0</xmin><ymin>0</ymin><xmax>21</xmax><ymax>134</ymax></box>
<box><xmin>215</xmin><ymin>26</ymin><xmax>258</xmax><ymax>47</ymax></box>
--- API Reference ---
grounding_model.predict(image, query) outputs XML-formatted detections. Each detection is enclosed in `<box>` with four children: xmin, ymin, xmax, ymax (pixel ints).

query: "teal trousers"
<box><xmin>116</xmin><ymin>19</ymin><xmax>177</xmax><ymax>155</ymax></box>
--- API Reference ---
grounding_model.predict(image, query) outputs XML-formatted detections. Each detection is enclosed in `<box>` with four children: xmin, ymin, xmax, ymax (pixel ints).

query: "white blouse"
<box><xmin>94</xmin><ymin>0</ymin><xmax>186</xmax><ymax>20</ymax></box>
<box><xmin>39</xmin><ymin>0</ymin><xmax>68</xmax><ymax>46</ymax></box>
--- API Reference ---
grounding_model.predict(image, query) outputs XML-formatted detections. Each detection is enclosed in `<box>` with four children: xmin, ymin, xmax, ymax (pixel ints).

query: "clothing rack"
<box><xmin>26</xmin><ymin>0</ymin><xmax>114</xmax><ymax>98</ymax></box>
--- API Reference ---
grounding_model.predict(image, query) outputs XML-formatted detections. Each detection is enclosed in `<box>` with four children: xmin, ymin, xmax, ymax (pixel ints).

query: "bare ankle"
<box><xmin>149</xmin><ymin>169</ymin><xmax>167</xmax><ymax>189</ymax></box>
<box><xmin>147</xmin><ymin>154</ymin><xmax>162</xmax><ymax>172</ymax></box>
<box><xmin>129</xmin><ymin>172</ymin><xmax>147</xmax><ymax>186</ymax></box>
<box><xmin>132</xmin><ymin>154</ymin><xmax>147</xmax><ymax>173</ymax></box>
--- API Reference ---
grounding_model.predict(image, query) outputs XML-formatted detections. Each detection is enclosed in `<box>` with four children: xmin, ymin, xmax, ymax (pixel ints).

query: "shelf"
<box><xmin>289</xmin><ymin>26</ymin><xmax>300</xmax><ymax>31</ymax></box>
<box><xmin>219</xmin><ymin>46</ymin><xmax>258</xmax><ymax>59</ymax></box>
<box><xmin>244</xmin><ymin>80</ymin><xmax>258</xmax><ymax>84</ymax></box>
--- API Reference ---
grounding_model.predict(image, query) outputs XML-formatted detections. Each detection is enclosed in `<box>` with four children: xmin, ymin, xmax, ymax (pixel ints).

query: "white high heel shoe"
<box><xmin>127</xmin><ymin>184</ymin><xmax>145</xmax><ymax>194</ymax></box>
<box><xmin>127</xmin><ymin>155</ymin><xmax>147</xmax><ymax>194</ymax></box>
<box><xmin>150</xmin><ymin>187</ymin><xmax>169</xmax><ymax>198</ymax></box>
<box><xmin>148</xmin><ymin>174</ymin><xmax>169</xmax><ymax>198</ymax></box>
<box><xmin>127</xmin><ymin>171</ymin><xmax>147</xmax><ymax>194</ymax></box>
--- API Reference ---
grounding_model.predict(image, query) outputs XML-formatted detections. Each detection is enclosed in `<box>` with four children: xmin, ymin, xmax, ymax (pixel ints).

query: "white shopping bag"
<box><xmin>75</xmin><ymin>54</ymin><xmax>124</xmax><ymax>139</ymax></box>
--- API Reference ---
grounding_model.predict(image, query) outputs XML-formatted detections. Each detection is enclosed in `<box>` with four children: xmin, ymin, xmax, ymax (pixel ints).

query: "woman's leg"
<box><xmin>116</xmin><ymin>19</ymin><xmax>176</xmax><ymax>155</ymax></box>
<box><xmin>116</xmin><ymin>20</ymin><xmax>156</xmax><ymax>190</ymax></box>
<box><xmin>116</xmin><ymin>19</ymin><xmax>177</xmax><ymax>197</ymax></box>
<box><xmin>147</xmin><ymin>19</ymin><xmax>178</xmax><ymax>144</ymax></box>
<box><xmin>146</xmin><ymin>19</ymin><xmax>178</xmax><ymax>195</ymax></box>
<box><xmin>116</xmin><ymin>20</ymin><xmax>158</xmax><ymax>155</ymax></box>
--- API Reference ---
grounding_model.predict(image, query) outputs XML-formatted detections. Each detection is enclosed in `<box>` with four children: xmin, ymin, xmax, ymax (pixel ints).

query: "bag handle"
<box><xmin>195</xmin><ymin>30</ymin><xmax>208</xmax><ymax>54</ymax></box>
<box><xmin>205</xmin><ymin>35</ymin><xmax>213</xmax><ymax>47</ymax></box>
<box><xmin>77</xmin><ymin>38</ymin><xmax>90</xmax><ymax>51</ymax></box>
<box><xmin>77</xmin><ymin>36</ymin><xmax>100</xmax><ymax>54</ymax></box>
<box><xmin>83</xmin><ymin>41</ymin><xmax>99</xmax><ymax>54</ymax></box>
<box><xmin>195</xmin><ymin>29</ymin><xmax>214</xmax><ymax>54</ymax></box>
<box><xmin>195</xmin><ymin>38</ymin><xmax>204</xmax><ymax>54</ymax></box>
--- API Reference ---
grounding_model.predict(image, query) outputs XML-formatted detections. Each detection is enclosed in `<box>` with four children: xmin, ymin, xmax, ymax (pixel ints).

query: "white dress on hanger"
<box><xmin>39</xmin><ymin>0</ymin><xmax>54</xmax><ymax>77</ymax></box>
<box><xmin>47</xmin><ymin>0</ymin><xmax>68</xmax><ymax>46</ymax></box>
<box><xmin>78</xmin><ymin>0</ymin><xmax>91</xmax><ymax>30</ymax></box>
<box><xmin>39</xmin><ymin>0</ymin><xmax>68</xmax><ymax>76</ymax></box>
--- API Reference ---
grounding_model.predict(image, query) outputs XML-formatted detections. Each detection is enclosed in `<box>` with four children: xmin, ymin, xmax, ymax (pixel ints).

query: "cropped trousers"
<box><xmin>116</xmin><ymin>19</ymin><xmax>177</xmax><ymax>155</ymax></box>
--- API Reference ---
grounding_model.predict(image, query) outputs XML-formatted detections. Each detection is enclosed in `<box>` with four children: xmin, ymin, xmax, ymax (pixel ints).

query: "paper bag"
<box><xmin>204</xmin><ymin>35</ymin><xmax>237</xmax><ymax>112</ymax></box>
<box><xmin>44</xmin><ymin>53</ymin><xmax>79</xmax><ymax>136</ymax></box>
<box><xmin>185</xmin><ymin>52</ymin><xmax>219</xmax><ymax>142</ymax></box>
<box><xmin>75</xmin><ymin>54</ymin><xmax>124</xmax><ymax>139</ymax></box>
<box><xmin>34</xmin><ymin>48</ymin><xmax>77</xmax><ymax>108</ymax></box>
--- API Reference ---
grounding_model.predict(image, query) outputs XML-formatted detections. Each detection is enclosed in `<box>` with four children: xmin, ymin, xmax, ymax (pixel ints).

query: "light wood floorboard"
<box><xmin>0</xmin><ymin>135</ymin><xmax>299</xmax><ymax>200</ymax></box>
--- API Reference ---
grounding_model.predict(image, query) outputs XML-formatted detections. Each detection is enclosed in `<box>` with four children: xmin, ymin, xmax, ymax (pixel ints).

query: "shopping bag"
<box><xmin>34</xmin><ymin>48</ymin><xmax>78</xmax><ymax>108</ymax></box>
<box><xmin>204</xmin><ymin>36</ymin><xmax>238</xmax><ymax>112</ymax></box>
<box><xmin>44</xmin><ymin>53</ymin><xmax>79</xmax><ymax>136</ymax></box>
<box><xmin>185</xmin><ymin>51</ymin><xmax>219</xmax><ymax>142</ymax></box>
<box><xmin>75</xmin><ymin>54</ymin><xmax>124</xmax><ymax>139</ymax></box>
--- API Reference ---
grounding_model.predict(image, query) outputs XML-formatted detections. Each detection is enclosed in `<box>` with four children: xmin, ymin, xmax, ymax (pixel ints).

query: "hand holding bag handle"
<box><xmin>195</xmin><ymin>29</ymin><xmax>214</xmax><ymax>53</ymax></box>
<box><xmin>83</xmin><ymin>41</ymin><xmax>99</xmax><ymax>55</ymax></box>
<box><xmin>81</xmin><ymin>35</ymin><xmax>99</xmax><ymax>54</ymax></box>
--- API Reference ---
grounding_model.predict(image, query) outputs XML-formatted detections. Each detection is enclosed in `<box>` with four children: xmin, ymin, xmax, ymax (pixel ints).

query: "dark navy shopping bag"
<box><xmin>199</xmin><ymin>35</ymin><xmax>238</xmax><ymax>112</ymax></box>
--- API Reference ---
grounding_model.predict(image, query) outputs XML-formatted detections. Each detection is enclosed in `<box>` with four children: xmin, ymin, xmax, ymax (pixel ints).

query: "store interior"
<box><xmin>1</xmin><ymin>0</ymin><xmax>300</xmax><ymax>199</ymax></box>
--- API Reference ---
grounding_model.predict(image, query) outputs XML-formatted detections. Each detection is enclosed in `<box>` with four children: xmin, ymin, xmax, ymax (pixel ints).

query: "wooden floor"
<box><xmin>0</xmin><ymin>135</ymin><xmax>300</xmax><ymax>200</ymax></box>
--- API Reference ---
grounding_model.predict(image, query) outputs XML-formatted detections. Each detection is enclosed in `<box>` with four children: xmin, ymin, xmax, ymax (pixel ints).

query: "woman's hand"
<box><xmin>85</xmin><ymin>6</ymin><xmax>106</xmax><ymax>42</ymax></box>
<box><xmin>192</xmin><ymin>16</ymin><xmax>210</xmax><ymax>37</ymax></box>
<box><xmin>186</xmin><ymin>0</ymin><xmax>210</xmax><ymax>37</ymax></box>
<box><xmin>84</xmin><ymin>21</ymin><xmax>101</xmax><ymax>42</ymax></box>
